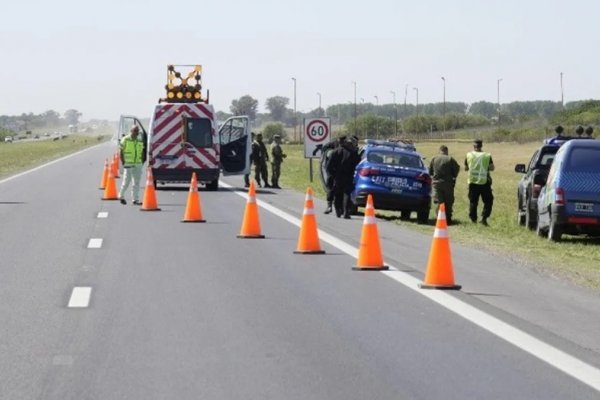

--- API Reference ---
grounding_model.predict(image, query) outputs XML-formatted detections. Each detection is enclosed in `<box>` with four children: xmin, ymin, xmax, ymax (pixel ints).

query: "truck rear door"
<box><xmin>219</xmin><ymin>116</ymin><xmax>251</xmax><ymax>175</ymax></box>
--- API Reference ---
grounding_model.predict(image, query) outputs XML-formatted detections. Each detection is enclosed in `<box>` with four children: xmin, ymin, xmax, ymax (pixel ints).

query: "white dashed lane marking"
<box><xmin>97</xmin><ymin>212</ymin><xmax>108</xmax><ymax>219</ymax></box>
<box><xmin>87</xmin><ymin>238</ymin><xmax>103</xmax><ymax>249</ymax></box>
<box><xmin>67</xmin><ymin>287</ymin><xmax>92</xmax><ymax>308</ymax></box>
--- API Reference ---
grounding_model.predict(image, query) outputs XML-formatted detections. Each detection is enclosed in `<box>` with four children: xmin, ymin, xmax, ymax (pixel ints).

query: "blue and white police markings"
<box><xmin>304</xmin><ymin>117</ymin><xmax>331</xmax><ymax>158</ymax></box>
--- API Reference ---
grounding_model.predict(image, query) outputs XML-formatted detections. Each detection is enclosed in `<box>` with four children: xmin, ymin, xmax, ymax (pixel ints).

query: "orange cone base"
<box><xmin>237</xmin><ymin>234</ymin><xmax>265</xmax><ymax>239</ymax></box>
<box><xmin>418</xmin><ymin>283</ymin><xmax>461</xmax><ymax>290</ymax></box>
<box><xmin>352</xmin><ymin>265</ymin><xmax>389</xmax><ymax>271</ymax></box>
<box><xmin>140</xmin><ymin>207</ymin><xmax>161</xmax><ymax>212</ymax></box>
<box><xmin>181</xmin><ymin>219</ymin><xmax>206</xmax><ymax>223</ymax></box>
<box><xmin>294</xmin><ymin>250</ymin><xmax>326</xmax><ymax>255</ymax></box>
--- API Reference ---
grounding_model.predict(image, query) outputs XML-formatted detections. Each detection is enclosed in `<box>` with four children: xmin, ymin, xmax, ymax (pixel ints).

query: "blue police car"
<box><xmin>536</xmin><ymin>138</ymin><xmax>600</xmax><ymax>241</ymax></box>
<box><xmin>351</xmin><ymin>140</ymin><xmax>431</xmax><ymax>223</ymax></box>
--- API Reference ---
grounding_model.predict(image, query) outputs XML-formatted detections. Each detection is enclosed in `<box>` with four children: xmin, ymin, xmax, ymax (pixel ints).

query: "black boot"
<box><xmin>324</xmin><ymin>202</ymin><xmax>332</xmax><ymax>214</ymax></box>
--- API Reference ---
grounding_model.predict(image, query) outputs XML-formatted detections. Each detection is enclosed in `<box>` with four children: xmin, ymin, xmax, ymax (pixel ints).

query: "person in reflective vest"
<box><xmin>464</xmin><ymin>139</ymin><xmax>494</xmax><ymax>225</ymax></box>
<box><xmin>119</xmin><ymin>126</ymin><xmax>146</xmax><ymax>205</ymax></box>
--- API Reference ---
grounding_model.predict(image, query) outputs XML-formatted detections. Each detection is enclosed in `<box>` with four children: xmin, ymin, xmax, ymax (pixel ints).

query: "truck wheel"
<box><xmin>400</xmin><ymin>210</ymin><xmax>411</xmax><ymax>220</ymax></box>
<box><xmin>206</xmin><ymin>179</ymin><xmax>218</xmax><ymax>191</ymax></box>
<box><xmin>517</xmin><ymin>197</ymin><xmax>525</xmax><ymax>226</ymax></box>
<box><xmin>536</xmin><ymin>218</ymin><xmax>546</xmax><ymax>237</ymax></box>
<box><xmin>525</xmin><ymin>200</ymin><xmax>537</xmax><ymax>230</ymax></box>
<box><xmin>548</xmin><ymin>213</ymin><xmax>563</xmax><ymax>242</ymax></box>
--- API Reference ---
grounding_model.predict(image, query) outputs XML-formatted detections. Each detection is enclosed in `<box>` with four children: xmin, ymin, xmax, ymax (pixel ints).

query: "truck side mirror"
<box><xmin>514</xmin><ymin>164</ymin><xmax>526</xmax><ymax>173</ymax></box>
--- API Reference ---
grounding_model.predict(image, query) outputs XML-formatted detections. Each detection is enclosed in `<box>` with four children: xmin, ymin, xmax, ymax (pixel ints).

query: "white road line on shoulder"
<box><xmin>220</xmin><ymin>181</ymin><xmax>600</xmax><ymax>393</ymax></box>
<box><xmin>68</xmin><ymin>287</ymin><xmax>92</xmax><ymax>308</ymax></box>
<box><xmin>97</xmin><ymin>212</ymin><xmax>109</xmax><ymax>219</ymax></box>
<box><xmin>0</xmin><ymin>142</ymin><xmax>108</xmax><ymax>185</ymax></box>
<box><xmin>87</xmin><ymin>238</ymin><xmax>103</xmax><ymax>249</ymax></box>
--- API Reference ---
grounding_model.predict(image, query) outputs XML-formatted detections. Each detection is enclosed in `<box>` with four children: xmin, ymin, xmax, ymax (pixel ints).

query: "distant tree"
<box><xmin>265</xmin><ymin>96</ymin><xmax>289</xmax><ymax>122</ymax></box>
<box><xmin>468</xmin><ymin>101</ymin><xmax>497</xmax><ymax>118</ymax></box>
<box><xmin>216</xmin><ymin>110</ymin><xmax>232</xmax><ymax>123</ymax></box>
<box><xmin>344</xmin><ymin>113</ymin><xmax>395</xmax><ymax>139</ymax></box>
<box><xmin>42</xmin><ymin>110</ymin><xmax>61</xmax><ymax>127</ymax></box>
<box><xmin>230</xmin><ymin>95</ymin><xmax>258</xmax><ymax>120</ymax></box>
<box><xmin>262</xmin><ymin>123</ymin><xmax>287</xmax><ymax>142</ymax></box>
<box><xmin>64</xmin><ymin>109</ymin><xmax>82</xmax><ymax>126</ymax></box>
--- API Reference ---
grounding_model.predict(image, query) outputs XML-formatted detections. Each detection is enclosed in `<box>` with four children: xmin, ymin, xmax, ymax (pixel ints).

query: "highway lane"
<box><xmin>1</xmin><ymin>142</ymin><xmax>599</xmax><ymax>399</ymax></box>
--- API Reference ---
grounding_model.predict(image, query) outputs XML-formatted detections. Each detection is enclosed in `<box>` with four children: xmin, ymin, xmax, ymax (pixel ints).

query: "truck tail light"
<box><xmin>532</xmin><ymin>184</ymin><xmax>542</xmax><ymax>197</ymax></box>
<box><xmin>555</xmin><ymin>187</ymin><xmax>565</xmax><ymax>205</ymax></box>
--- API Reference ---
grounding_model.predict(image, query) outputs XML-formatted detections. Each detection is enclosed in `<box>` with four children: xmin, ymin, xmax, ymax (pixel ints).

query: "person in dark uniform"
<box><xmin>322</xmin><ymin>136</ymin><xmax>345</xmax><ymax>214</ymax></box>
<box><xmin>465</xmin><ymin>139</ymin><xmax>494</xmax><ymax>225</ymax></box>
<box><xmin>270</xmin><ymin>134</ymin><xmax>286</xmax><ymax>189</ymax></box>
<box><xmin>252</xmin><ymin>132</ymin><xmax>271</xmax><ymax>188</ymax></box>
<box><xmin>327</xmin><ymin>135</ymin><xmax>360</xmax><ymax>218</ymax></box>
<box><xmin>244</xmin><ymin>132</ymin><xmax>256</xmax><ymax>188</ymax></box>
<box><xmin>429</xmin><ymin>145</ymin><xmax>460</xmax><ymax>224</ymax></box>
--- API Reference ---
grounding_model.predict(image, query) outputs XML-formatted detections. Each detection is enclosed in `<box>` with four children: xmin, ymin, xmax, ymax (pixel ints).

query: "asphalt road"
<box><xmin>1</xmin><ymin>142</ymin><xmax>599</xmax><ymax>399</ymax></box>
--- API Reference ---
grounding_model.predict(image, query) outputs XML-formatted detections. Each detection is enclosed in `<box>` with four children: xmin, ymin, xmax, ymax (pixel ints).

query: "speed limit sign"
<box><xmin>304</xmin><ymin>117</ymin><xmax>331</xmax><ymax>158</ymax></box>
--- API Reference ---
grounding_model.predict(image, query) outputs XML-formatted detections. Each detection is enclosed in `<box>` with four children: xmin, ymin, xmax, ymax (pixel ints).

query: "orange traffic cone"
<box><xmin>113</xmin><ymin>153</ymin><xmax>121</xmax><ymax>178</ymax></box>
<box><xmin>419</xmin><ymin>203</ymin><xmax>461</xmax><ymax>290</ymax></box>
<box><xmin>237</xmin><ymin>180</ymin><xmax>265</xmax><ymax>238</ymax></box>
<box><xmin>139</xmin><ymin>168</ymin><xmax>161</xmax><ymax>211</ymax></box>
<box><xmin>110</xmin><ymin>155</ymin><xmax>119</xmax><ymax>178</ymax></box>
<box><xmin>99</xmin><ymin>158</ymin><xmax>109</xmax><ymax>190</ymax></box>
<box><xmin>101</xmin><ymin>168</ymin><xmax>119</xmax><ymax>200</ymax></box>
<box><xmin>182</xmin><ymin>172</ymin><xmax>206</xmax><ymax>223</ymax></box>
<box><xmin>353</xmin><ymin>194</ymin><xmax>388</xmax><ymax>270</ymax></box>
<box><xmin>294</xmin><ymin>187</ymin><xmax>325</xmax><ymax>254</ymax></box>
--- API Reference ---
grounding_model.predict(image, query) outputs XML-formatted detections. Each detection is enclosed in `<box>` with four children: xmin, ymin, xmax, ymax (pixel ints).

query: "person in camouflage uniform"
<box><xmin>429</xmin><ymin>145</ymin><xmax>460</xmax><ymax>224</ymax></box>
<box><xmin>252</xmin><ymin>132</ymin><xmax>270</xmax><ymax>188</ymax></box>
<box><xmin>270</xmin><ymin>134</ymin><xmax>286</xmax><ymax>189</ymax></box>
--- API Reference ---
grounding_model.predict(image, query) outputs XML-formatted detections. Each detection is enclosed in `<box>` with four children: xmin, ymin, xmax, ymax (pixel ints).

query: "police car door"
<box><xmin>219</xmin><ymin>116</ymin><xmax>251</xmax><ymax>175</ymax></box>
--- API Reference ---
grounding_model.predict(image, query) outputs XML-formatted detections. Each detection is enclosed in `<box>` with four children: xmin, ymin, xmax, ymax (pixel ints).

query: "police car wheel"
<box><xmin>525</xmin><ymin>200</ymin><xmax>536</xmax><ymax>230</ymax></box>
<box><xmin>548</xmin><ymin>213</ymin><xmax>563</xmax><ymax>242</ymax></box>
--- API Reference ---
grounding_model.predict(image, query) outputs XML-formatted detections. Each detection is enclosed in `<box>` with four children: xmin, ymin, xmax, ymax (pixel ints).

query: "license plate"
<box><xmin>575</xmin><ymin>203</ymin><xmax>594</xmax><ymax>212</ymax></box>
<box><xmin>386</xmin><ymin>177</ymin><xmax>408</xmax><ymax>188</ymax></box>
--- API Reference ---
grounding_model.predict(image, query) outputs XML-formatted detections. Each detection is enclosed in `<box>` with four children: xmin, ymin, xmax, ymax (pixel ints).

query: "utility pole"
<box><xmin>497</xmin><ymin>78</ymin><xmax>503</xmax><ymax>125</ymax></box>
<box><xmin>292</xmin><ymin>77</ymin><xmax>297</xmax><ymax>141</ymax></box>
<box><xmin>560</xmin><ymin>72</ymin><xmax>564</xmax><ymax>109</ymax></box>
<box><xmin>316</xmin><ymin>92</ymin><xmax>322</xmax><ymax>116</ymax></box>
<box><xmin>374</xmin><ymin>95</ymin><xmax>379</xmax><ymax>139</ymax></box>
<box><xmin>441</xmin><ymin>77</ymin><xmax>446</xmax><ymax>133</ymax></box>
<box><xmin>413</xmin><ymin>87</ymin><xmax>419</xmax><ymax>134</ymax></box>
<box><xmin>390</xmin><ymin>90</ymin><xmax>397</xmax><ymax>136</ymax></box>
<box><xmin>352</xmin><ymin>81</ymin><xmax>357</xmax><ymax>136</ymax></box>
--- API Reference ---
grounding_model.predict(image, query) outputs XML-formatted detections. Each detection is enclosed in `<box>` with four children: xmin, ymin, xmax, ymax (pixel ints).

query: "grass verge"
<box><xmin>278</xmin><ymin>141</ymin><xmax>600</xmax><ymax>290</ymax></box>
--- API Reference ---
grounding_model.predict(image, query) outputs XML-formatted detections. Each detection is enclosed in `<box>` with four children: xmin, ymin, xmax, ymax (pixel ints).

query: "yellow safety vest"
<box><xmin>121</xmin><ymin>135</ymin><xmax>144</xmax><ymax>166</ymax></box>
<box><xmin>466</xmin><ymin>151</ymin><xmax>491</xmax><ymax>184</ymax></box>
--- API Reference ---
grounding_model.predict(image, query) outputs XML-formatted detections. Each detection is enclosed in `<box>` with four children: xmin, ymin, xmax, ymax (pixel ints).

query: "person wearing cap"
<box><xmin>244</xmin><ymin>132</ymin><xmax>256</xmax><ymax>188</ymax></box>
<box><xmin>118</xmin><ymin>125</ymin><xmax>146</xmax><ymax>205</ymax></box>
<box><xmin>464</xmin><ymin>139</ymin><xmax>494</xmax><ymax>225</ymax></box>
<box><xmin>429</xmin><ymin>145</ymin><xmax>460</xmax><ymax>224</ymax></box>
<box><xmin>251</xmin><ymin>132</ymin><xmax>271</xmax><ymax>188</ymax></box>
<box><xmin>327</xmin><ymin>135</ymin><xmax>360</xmax><ymax>218</ymax></box>
<box><xmin>269</xmin><ymin>134</ymin><xmax>286</xmax><ymax>189</ymax></box>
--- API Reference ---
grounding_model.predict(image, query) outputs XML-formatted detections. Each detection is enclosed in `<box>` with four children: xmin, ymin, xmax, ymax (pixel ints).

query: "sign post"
<box><xmin>303</xmin><ymin>118</ymin><xmax>331</xmax><ymax>182</ymax></box>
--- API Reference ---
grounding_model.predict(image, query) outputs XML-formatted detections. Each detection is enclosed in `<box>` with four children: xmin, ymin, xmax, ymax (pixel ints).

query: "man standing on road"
<box><xmin>244</xmin><ymin>132</ymin><xmax>255</xmax><ymax>188</ymax></box>
<box><xmin>429</xmin><ymin>145</ymin><xmax>460</xmax><ymax>224</ymax></box>
<box><xmin>252</xmin><ymin>133</ymin><xmax>271</xmax><ymax>188</ymax></box>
<box><xmin>327</xmin><ymin>135</ymin><xmax>360</xmax><ymax>218</ymax></box>
<box><xmin>119</xmin><ymin>125</ymin><xmax>146</xmax><ymax>205</ymax></box>
<box><xmin>465</xmin><ymin>139</ymin><xmax>494</xmax><ymax>225</ymax></box>
<box><xmin>270</xmin><ymin>134</ymin><xmax>286</xmax><ymax>189</ymax></box>
<box><xmin>322</xmin><ymin>136</ymin><xmax>345</xmax><ymax>214</ymax></box>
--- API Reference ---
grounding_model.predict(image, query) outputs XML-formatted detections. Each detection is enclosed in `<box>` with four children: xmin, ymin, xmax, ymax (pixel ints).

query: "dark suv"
<box><xmin>515</xmin><ymin>126</ymin><xmax>594</xmax><ymax>230</ymax></box>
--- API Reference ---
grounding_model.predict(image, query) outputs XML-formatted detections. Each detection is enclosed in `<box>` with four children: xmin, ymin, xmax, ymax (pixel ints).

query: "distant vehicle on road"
<box><xmin>536</xmin><ymin>138</ymin><xmax>600</xmax><ymax>241</ymax></box>
<box><xmin>4</xmin><ymin>136</ymin><xmax>13</xmax><ymax>143</ymax></box>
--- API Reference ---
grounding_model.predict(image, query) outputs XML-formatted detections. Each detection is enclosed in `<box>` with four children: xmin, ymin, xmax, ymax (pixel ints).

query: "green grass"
<box><xmin>0</xmin><ymin>134</ymin><xmax>110</xmax><ymax>179</ymax></box>
<box><xmin>278</xmin><ymin>141</ymin><xmax>600</xmax><ymax>290</ymax></box>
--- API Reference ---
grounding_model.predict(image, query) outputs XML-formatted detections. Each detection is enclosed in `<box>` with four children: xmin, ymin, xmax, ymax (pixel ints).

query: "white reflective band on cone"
<box><xmin>248</xmin><ymin>197</ymin><xmax>256</xmax><ymax>204</ymax></box>
<box><xmin>437</xmin><ymin>212</ymin><xmax>447</xmax><ymax>220</ymax></box>
<box><xmin>433</xmin><ymin>228</ymin><xmax>448</xmax><ymax>238</ymax></box>
<box><xmin>303</xmin><ymin>207</ymin><xmax>315</xmax><ymax>215</ymax></box>
<box><xmin>363</xmin><ymin>216</ymin><xmax>377</xmax><ymax>225</ymax></box>
<box><xmin>305</xmin><ymin>194</ymin><xmax>313</xmax><ymax>201</ymax></box>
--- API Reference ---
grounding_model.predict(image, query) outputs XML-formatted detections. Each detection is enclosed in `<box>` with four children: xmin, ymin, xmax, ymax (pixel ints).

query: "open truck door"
<box><xmin>219</xmin><ymin>116</ymin><xmax>251</xmax><ymax>176</ymax></box>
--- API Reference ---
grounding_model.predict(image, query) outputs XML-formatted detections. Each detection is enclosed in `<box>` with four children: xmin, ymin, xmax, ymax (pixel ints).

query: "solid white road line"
<box><xmin>87</xmin><ymin>238</ymin><xmax>103</xmax><ymax>249</ymax></box>
<box><xmin>97</xmin><ymin>212</ymin><xmax>109</xmax><ymax>219</ymax></box>
<box><xmin>221</xmin><ymin>181</ymin><xmax>600</xmax><ymax>393</ymax></box>
<box><xmin>68</xmin><ymin>287</ymin><xmax>92</xmax><ymax>308</ymax></box>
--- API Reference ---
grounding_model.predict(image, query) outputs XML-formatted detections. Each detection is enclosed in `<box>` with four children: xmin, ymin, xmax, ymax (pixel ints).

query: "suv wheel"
<box><xmin>517</xmin><ymin>197</ymin><xmax>525</xmax><ymax>226</ymax></box>
<box><xmin>206</xmin><ymin>179</ymin><xmax>219</xmax><ymax>191</ymax></box>
<box><xmin>548</xmin><ymin>212</ymin><xmax>563</xmax><ymax>242</ymax></box>
<box><xmin>417</xmin><ymin>208</ymin><xmax>429</xmax><ymax>224</ymax></box>
<box><xmin>525</xmin><ymin>200</ymin><xmax>537</xmax><ymax>230</ymax></box>
<box><xmin>400</xmin><ymin>210</ymin><xmax>411</xmax><ymax>220</ymax></box>
<box><xmin>536</xmin><ymin>218</ymin><xmax>546</xmax><ymax>237</ymax></box>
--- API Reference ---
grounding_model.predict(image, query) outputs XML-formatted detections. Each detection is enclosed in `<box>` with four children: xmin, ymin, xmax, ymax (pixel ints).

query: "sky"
<box><xmin>1</xmin><ymin>0</ymin><xmax>599</xmax><ymax>121</ymax></box>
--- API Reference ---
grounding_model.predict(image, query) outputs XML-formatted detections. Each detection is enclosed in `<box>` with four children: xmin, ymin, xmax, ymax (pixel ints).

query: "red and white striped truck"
<box><xmin>116</xmin><ymin>65</ymin><xmax>251</xmax><ymax>190</ymax></box>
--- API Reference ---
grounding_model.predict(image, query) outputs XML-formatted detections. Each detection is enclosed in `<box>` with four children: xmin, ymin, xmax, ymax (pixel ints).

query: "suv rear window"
<box><xmin>368</xmin><ymin>150</ymin><xmax>422</xmax><ymax>168</ymax></box>
<box><xmin>184</xmin><ymin>117</ymin><xmax>212</xmax><ymax>148</ymax></box>
<box><xmin>567</xmin><ymin>147</ymin><xmax>600</xmax><ymax>173</ymax></box>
